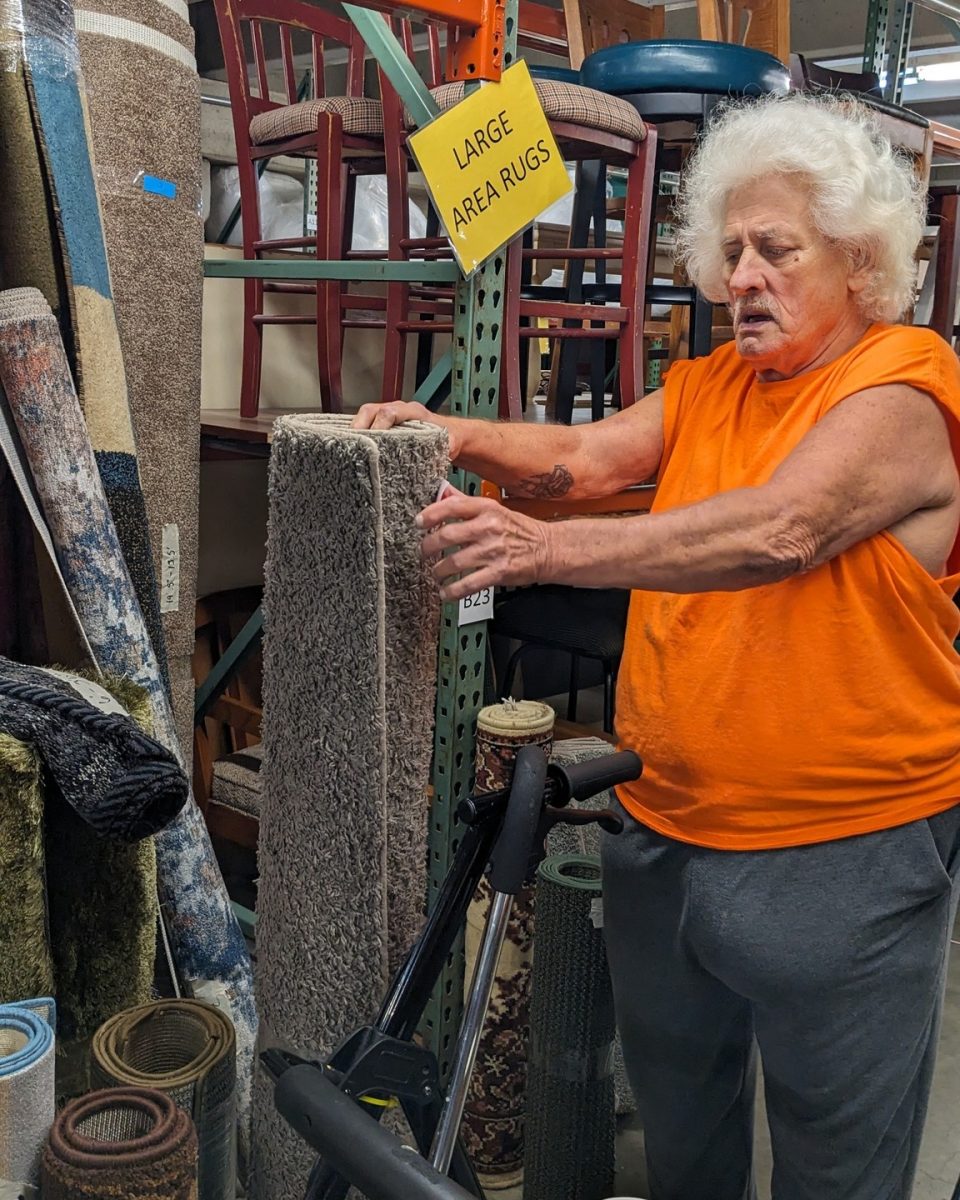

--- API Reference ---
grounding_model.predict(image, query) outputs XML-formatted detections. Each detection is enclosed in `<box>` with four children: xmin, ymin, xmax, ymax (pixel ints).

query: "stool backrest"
<box><xmin>213</xmin><ymin>0</ymin><xmax>368</xmax><ymax>139</ymax></box>
<box><xmin>562</xmin><ymin>0</ymin><xmax>665</xmax><ymax>69</ymax></box>
<box><xmin>697</xmin><ymin>0</ymin><xmax>790</xmax><ymax>64</ymax></box>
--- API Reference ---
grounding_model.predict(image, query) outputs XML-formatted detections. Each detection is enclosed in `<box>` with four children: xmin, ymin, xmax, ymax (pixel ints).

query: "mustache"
<box><xmin>731</xmin><ymin>299</ymin><xmax>777</xmax><ymax>324</ymax></box>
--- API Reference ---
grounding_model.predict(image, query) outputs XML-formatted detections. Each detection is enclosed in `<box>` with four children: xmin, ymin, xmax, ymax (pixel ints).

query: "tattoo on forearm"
<box><xmin>515</xmin><ymin>464</ymin><xmax>574</xmax><ymax>499</ymax></box>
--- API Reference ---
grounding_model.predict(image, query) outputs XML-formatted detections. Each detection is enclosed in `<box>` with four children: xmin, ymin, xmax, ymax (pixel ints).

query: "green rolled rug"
<box><xmin>524</xmin><ymin>854</ymin><xmax>616</xmax><ymax>1200</ymax></box>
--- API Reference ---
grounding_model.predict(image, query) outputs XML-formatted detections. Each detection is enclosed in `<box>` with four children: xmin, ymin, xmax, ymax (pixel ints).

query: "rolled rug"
<box><xmin>462</xmin><ymin>699</ymin><xmax>554</xmax><ymax>1190</ymax></box>
<box><xmin>0</xmin><ymin>997</ymin><xmax>56</xmax><ymax>1199</ymax></box>
<box><xmin>75</xmin><ymin>0</ymin><xmax>203</xmax><ymax>765</ymax></box>
<box><xmin>524</xmin><ymin>855</ymin><xmax>616</xmax><ymax>1200</ymax></box>
<box><xmin>91</xmin><ymin>999</ymin><xmax>235</xmax><ymax>1200</ymax></box>
<box><xmin>0</xmin><ymin>656</ymin><xmax>187</xmax><ymax>842</ymax></box>
<box><xmin>253</xmin><ymin>416</ymin><xmax>447</xmax><ymax>1199</ymax></box>
<box><xmin>0</xmin><ymin>288</ymin><xmax>255</xmax><ymax>1128</ymax></box>
<box><xmin>40</xmin><ymin>1085</ymin><xmax>197</xmax><ymax>1200</ymax></box>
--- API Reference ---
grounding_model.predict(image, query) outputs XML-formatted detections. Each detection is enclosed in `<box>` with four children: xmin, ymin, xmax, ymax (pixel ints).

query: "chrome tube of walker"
<box><xmin>430</xmin><ymin>890</ymin><xmax>515</xmax><ymax>1176</ymax></box>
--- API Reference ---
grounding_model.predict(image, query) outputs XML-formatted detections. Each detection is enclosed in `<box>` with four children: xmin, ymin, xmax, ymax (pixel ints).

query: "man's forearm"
<box><xmin>439</xmin><ymin>416</ymin><xmax>585</xmax><ymax>498</ymax></box>
<box><xmin>542</xmin><ymin>485</ymin><xmax>814</xmax><ymax>591</ymax></box>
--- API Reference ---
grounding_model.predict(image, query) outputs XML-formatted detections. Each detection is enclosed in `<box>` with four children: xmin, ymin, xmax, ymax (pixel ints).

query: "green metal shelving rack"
<box><xmin>202</xmin><ymin>0</ymin><xmax>520</xmax><ymax>1079</ymax></box>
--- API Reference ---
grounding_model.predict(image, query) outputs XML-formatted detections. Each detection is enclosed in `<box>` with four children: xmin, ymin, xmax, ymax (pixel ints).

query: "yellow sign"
<box><xmin>409</xmin><ymin>60</ymin><xmax>571</xmax><ymax>274</ymax></box>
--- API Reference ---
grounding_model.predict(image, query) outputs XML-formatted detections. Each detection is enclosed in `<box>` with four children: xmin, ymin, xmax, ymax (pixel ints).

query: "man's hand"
<box><xmin>418</xmin><ymin>490</ymin><xmax>552</xmax><ymax>601</ymax></box>
<box><xmin>352</xmin><ymin>401</ymin><xmax>462</xmax><ymax>458</ymax></box>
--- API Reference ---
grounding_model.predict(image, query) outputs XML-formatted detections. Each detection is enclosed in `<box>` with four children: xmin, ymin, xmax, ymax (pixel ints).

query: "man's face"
<box><xmin>721</xmin><ymin>176</ymin><xmax>869</xmax><ymax>381</ymax></box>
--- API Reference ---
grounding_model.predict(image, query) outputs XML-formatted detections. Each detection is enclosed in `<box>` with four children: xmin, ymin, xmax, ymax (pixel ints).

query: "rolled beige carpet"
<box><xmin>253</xmin><ymin>416</ymin><xmax>448</xmax><ymax>1199</ymax></box>
<box><xmin>40</xmin><ymin>1085</ymin><xmax>197</xmax><ymax>1200</ymax></box>
<box><xmin>462</xmin><ymin>700</ymin><xmax>555</xmax><ymax>1190</ymax></box>
<box><xmin>75</xmin><ymin>0</ymin><xmax>202</xmax><ymax>767</ymax></box>
<box><xmin>91</xmin><ymin>999</ymin><xmax>235</xmax><ymax>1200</ymax></box>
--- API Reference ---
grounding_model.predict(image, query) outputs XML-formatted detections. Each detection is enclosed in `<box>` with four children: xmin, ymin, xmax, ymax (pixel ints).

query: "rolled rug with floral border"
<box><xmin>461</xmin><ymin>699</ymin><xmax>554</xmax><ymax>1189</ymax></box>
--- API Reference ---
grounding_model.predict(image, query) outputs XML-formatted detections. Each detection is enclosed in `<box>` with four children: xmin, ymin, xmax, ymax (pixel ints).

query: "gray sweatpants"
<box><xmin>601</xmin><ymin>802</ymin><xmax>960</xmax><ymax>1200</ymax></box>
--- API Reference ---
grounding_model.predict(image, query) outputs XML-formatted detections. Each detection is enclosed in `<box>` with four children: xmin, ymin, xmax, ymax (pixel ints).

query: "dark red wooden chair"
<box><xmin>384</xmin><ymin>1</ymin><xmax>658</xmax><ymax>418</ymax></box>
<box><xmin>214</xmin><ymin>0</ymin><xmax>391</xmax><ymax>416</ymax></box>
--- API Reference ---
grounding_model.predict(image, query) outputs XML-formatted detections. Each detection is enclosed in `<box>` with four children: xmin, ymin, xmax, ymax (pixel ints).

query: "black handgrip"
<box><xmin>275</xmin><ymin>1064</ymin><xmax>476</xmax><ymax>1200</ymax></box>
<box><xmin>548</xmin><ymin>750</ymin><xmax>642</xmax><ymax>806</ymax></box>
<box><xmin>488</xmin><ymin>744</ymin><xmax>548</xmax><ymax>894</ymax></box>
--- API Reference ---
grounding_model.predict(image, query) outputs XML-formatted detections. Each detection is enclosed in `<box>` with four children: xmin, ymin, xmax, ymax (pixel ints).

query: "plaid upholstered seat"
<box><xmin>249</xmin><ymin>96</ymin><xmax>383</xmax><ymax>144</ymax></box>
<box><xmin>426</xmin><ymin>79</ymin><xmax>647</xmax><ymax>142</ymax></box>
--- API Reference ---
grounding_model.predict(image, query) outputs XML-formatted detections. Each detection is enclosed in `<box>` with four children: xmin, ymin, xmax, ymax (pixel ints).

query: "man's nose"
<box><xmin>727</xmin><ymin>247</ymin><xmax>766</xmax><ymax>294</ymax></box>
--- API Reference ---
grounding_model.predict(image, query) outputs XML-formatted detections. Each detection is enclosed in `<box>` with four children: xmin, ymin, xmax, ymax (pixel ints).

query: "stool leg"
<box><xmin>931</xmin><ymin>192</ymin><xmax>960</xmax><ymax>345</ymax></box>
<box><xmin>502</xmin><ymin>643</ymin><xmax>529</xmax><ymax>700</ymax></box>
<box><xmin>315</xmin><ymin>112</ymin><xmax>344</xmax><ymax>413</ymax></box>
<box><xmin>554</xmin><ymin>159</ymin><xmax>603</xmax><ymax>424</ymax></box>
<box><xmin>567</xmin><ymin>653</ymin><xmax>580</xmax><ymax>722</ymax></box>
<box><xmin>590</xmin><ymin>163</ymin><xmax>608</xmax><ymax>422</ymax></box>
<box><xmin>602</xmin><ymin>662</ymin><xmax>616</xmax><ymax>734</ymax></box>
<box><xmin>619</xmin><ymin>129</ymin><xmax>658</xmax><ymax>408</ymax></box>
<box><xmin>414</xmin><ymin>206</ymin><xmax>442</xmax><ymax>389</ymax></box>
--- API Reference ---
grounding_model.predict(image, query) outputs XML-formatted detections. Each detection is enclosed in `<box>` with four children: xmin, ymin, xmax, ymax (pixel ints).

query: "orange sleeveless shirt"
<box><xmin>616</xmin><ymin>324</ymin><xmax>960</xmax><ymax>849</ymax></box>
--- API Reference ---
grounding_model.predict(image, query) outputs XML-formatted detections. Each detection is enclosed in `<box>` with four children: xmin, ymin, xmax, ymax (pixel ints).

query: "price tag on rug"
<box><xmin>459</xmin><ymin>585</ymin><xmax>495</xmax><ymax>625</ymax></box>
<box><xmin>409</xmin><ymin>60</ymin><xmax>571</xmax><ymax>274</ymax></box>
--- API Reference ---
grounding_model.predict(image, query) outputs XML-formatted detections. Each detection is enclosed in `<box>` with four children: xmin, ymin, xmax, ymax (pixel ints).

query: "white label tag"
<box><xmin>590</xmin><ymin>897</ymin><xmax>604</xmax><ymax>929</ymax></box>
<box><xmin>458</xmin><ymin>586</ymin><xmax>494</xmax><ymax>625</ymax></box>
<box><xmin>306</xmin><ymin>212</ymin><xmax>318</xmax><ymax>232</ymax></box>
<box><xmin>160</xmin><ymin>523</ymin><xmax>180</xmax><ymax>613</ymax></box>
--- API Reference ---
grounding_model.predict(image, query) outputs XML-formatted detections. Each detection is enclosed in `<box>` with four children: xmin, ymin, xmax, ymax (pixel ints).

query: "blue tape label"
<box><xmin>143</xmin><ymin>174</ymin><xmax>177</xmax><ymax>199</ymax></box>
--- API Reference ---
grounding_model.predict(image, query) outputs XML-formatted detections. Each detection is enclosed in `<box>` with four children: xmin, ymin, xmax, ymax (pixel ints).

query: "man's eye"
<box><xmin>766</xmin><ymin>247</ymin><xmax>790</xmax><ymax>258</ymax></box>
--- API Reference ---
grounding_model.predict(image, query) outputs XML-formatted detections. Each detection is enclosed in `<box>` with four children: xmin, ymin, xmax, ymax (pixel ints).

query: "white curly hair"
<box><xmin>674</xmin><ymin>92</ymin><xmax>927</xmax><ymax>323</ymax></box>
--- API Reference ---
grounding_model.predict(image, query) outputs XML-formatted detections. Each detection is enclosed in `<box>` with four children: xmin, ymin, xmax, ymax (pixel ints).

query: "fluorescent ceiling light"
<box><xmin>917</xmin><ymin>60</ymin><xmax>960</xmax><ymax>82</ymax></box>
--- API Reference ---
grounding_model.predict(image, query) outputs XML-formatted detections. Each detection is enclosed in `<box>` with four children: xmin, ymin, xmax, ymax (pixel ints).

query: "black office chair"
<box><xmin>494</xmin><ymin>585</ymin><xmax>630</xmax><ymax>733</ymax></box>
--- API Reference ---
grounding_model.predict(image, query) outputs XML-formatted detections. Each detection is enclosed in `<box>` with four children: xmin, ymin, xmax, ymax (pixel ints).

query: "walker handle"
<box><xmin>547</xmin><ymin>751</ymin><xmax>642</xmax><ymax>807</ymax></box>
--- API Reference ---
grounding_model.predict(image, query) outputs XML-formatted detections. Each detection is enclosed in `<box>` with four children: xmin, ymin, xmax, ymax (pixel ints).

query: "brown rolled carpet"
<box><xmin>462</xmin><ymin>699</ymin><xmax>554</xmax><ymax>1189</ymax></box>
<box><xmin>40</xmin><ymin>1085</ymin><xmax>198</xmax><ymax>1199</ymax></box>
<box><xmin>91</xmin><ymin>999</ymin><xmax>235</xmax><ymax>1200</ymax></box>
<box><xmin>75</xmin><ymin>0</ymin><xmax>202</xmax><ymax>766</ymax></box>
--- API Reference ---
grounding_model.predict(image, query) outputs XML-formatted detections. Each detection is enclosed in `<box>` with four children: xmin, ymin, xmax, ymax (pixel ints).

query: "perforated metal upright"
<box><xmin>423</xmin><ymin>0</ymin><xmax>520</xmax><ymax>1081</ymax></box>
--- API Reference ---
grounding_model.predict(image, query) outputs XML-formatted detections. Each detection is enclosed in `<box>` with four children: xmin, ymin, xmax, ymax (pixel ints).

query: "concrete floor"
<box><xmin>510</xmin><ymin>688</ymin><xmax>960</xmax><ymax>1200</ymax></box>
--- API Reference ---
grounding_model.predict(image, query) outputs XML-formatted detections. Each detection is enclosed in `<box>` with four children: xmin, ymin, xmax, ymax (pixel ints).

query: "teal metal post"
<box><xmin>421</xmin><ymin>0</ymin><xmax>520</xmax><ymax>1082</ymax></box>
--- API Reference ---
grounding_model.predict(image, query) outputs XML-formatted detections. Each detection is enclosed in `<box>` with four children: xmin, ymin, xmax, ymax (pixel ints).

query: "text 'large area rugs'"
<box><xmin>253</xmin><ymin>416</ymin><xmax>449</xmax><ymax>1199</ymax></box>
<box><xmin>0</xmin><ymin>289</ymin><xmax>256</xmax><ymax>1126</ymax></box>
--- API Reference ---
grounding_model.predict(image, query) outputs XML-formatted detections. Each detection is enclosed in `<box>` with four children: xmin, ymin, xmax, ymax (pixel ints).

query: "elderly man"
<box><xmin>355</xmin><ymin>95</ymin><xmax>960</xmax><ymax>1200</ymax></box>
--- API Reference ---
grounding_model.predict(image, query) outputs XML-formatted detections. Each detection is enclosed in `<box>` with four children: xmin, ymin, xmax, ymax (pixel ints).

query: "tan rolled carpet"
<box><xmin>75</xmin><ymin>0</ymin><xmax>202</xmax><ymax>767</ymax></box>
<box><xmin>91</xmin><ymin>999</ymin><xmax>235</xmax><ymax>1200</ymax></box>
<box><xmin>252</xmin><ymin>416</ymin><xmax>448</xmax><ymax>1199</ymax></box>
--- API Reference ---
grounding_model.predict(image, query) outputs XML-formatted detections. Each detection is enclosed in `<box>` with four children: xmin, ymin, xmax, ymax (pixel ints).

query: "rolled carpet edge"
<box><xmin>0</xmin><ymin>997</ymin><xmax>56</xmax><ymax>1196</ymax></box>
<box><xmin>40</xmin><ymin>1085</ymin><xmax>197</xmax><ymax>1200</ymax></box>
